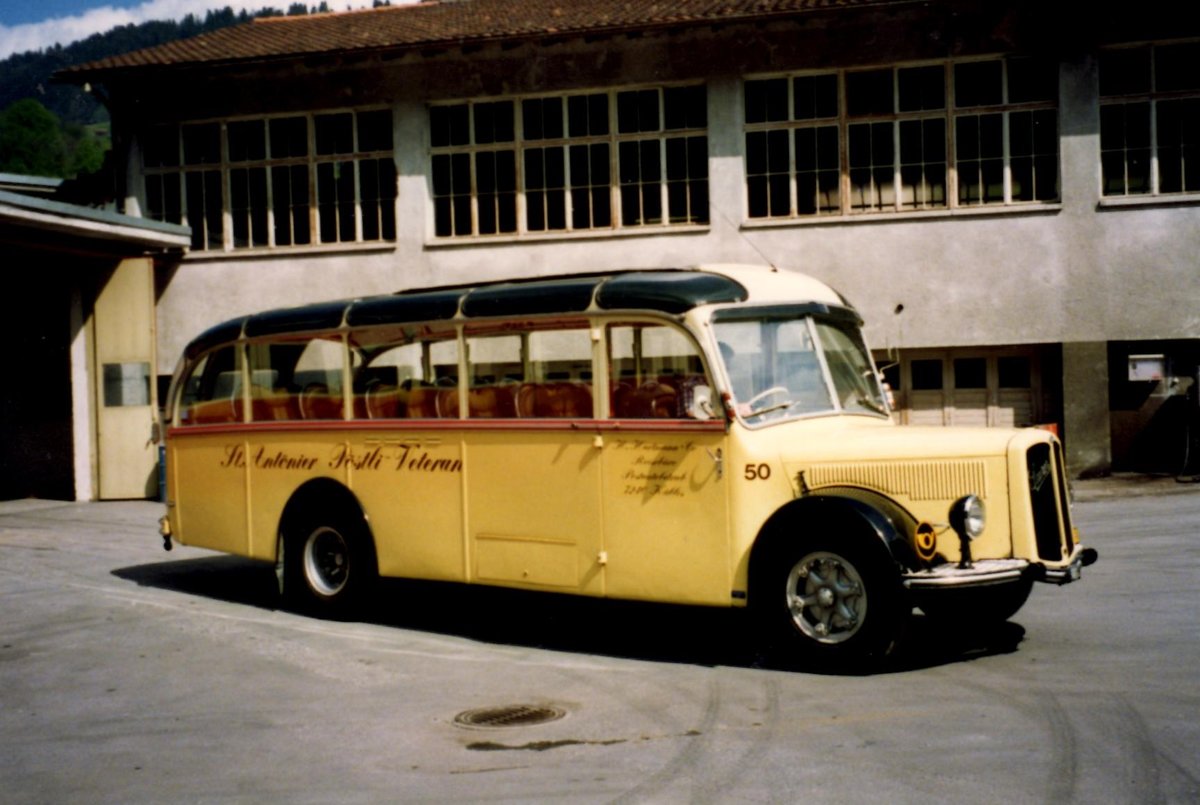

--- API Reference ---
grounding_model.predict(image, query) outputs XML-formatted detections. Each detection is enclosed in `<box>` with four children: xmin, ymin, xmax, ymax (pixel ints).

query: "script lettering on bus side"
<box><xmin>611</xmin><ymin>438</ymin><xmax>694</xmax><ymax>498</ymax></box>
<box><xmin>218</xmin><ymin>443</ymin><xmax>461</xmax><ymax>474</ymax></box>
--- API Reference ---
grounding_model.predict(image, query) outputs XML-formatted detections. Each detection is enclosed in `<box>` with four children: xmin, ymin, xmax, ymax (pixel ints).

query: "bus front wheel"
<box><xmin>280</xmin><ymin>510</ymin><xmax>376</xmax><ymax>617</ymax></box>
<box><xmin>754</xmin><ymin>534</ymin><xmax>907</xmax><ymax>669</ymax></box>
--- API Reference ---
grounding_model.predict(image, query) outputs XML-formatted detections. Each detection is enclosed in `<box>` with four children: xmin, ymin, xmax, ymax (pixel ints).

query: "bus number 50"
<box><xmin>744</xmin><ymin>463</ymin><xmax>771</xmax><ymax>481</ymax></box>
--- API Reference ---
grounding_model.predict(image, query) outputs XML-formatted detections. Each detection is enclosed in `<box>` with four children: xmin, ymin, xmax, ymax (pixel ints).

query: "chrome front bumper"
<box><xmin>902</xmin><ymin>546</ymin><xmax>1098</xmax><ymax>590</ymax></box>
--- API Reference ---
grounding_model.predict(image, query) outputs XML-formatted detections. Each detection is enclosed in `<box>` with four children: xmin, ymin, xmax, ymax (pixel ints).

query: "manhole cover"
<box><xmin>453</xmin><ymin>704</ymin><xmax>567</xmax><ymax>729</ymax></box>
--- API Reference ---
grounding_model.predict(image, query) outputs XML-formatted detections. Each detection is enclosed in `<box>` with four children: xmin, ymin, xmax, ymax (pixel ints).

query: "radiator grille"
<box><xmin>804</xmin><ymin>460</ymin><xmax>987</xmax><ymax>501</ymax></box>
<box><xmin>1027</xmin><ymin>442</ymin><xmax>1067</xmax><ymax>561</ymax></box>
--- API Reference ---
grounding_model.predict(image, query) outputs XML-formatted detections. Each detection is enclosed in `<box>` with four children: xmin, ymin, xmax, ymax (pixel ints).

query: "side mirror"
<box><xmin>689</xmin><ymin>385</ymin><xmax>715</xmax><ymax>420</ymax></box>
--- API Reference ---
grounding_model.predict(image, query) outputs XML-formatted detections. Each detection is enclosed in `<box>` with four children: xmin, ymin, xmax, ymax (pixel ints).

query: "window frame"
<box><xmin>1099</xmin><ymin>41</ymin><xmax>1200</xmax><ymax>201</ymax></box>
<box><xmin>141</xmin><ymin>107</ymin><xmax>398</xmax><ymax>254</ymax></box>
<box><xmin>428</xmin><ymin>83</ymin><xmax>710</xmax><ymax>241</ymax></box>
<box><xmin>743</xmin><ymin>56</ymin><xmax>1060</xmax><ymax>222</ymax></box>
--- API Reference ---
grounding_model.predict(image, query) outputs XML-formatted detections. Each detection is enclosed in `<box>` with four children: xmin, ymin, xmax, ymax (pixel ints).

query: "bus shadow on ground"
<box><xmin>113</xmin><ymin>555</ymin><xmax>1025</xmax><ymax>675</ymax></box>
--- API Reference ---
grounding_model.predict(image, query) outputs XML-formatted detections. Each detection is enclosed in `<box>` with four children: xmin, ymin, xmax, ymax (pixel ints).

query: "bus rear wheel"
<box><xmin>755</xmin><ymin>535</ymin><xmax>907</xmax><ymax>669</ymax></box>
<box><xmin>280</xmin><ymin>510</ymin><xmax>376</xmax><ymax>617</ymax></box>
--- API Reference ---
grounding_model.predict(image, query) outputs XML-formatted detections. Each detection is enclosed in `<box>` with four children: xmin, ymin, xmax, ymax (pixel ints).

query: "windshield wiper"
<box><xmin>852</xmin><ymin>395</ymin><xmax>888</xmax><ymax>416</ymax></box>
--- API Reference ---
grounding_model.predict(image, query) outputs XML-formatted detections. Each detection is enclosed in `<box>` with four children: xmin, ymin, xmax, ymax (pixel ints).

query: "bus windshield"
<box><xmin>713</xmin><ymin>308</ymin><xmax>888</xmax><ymax>424</ymax></box>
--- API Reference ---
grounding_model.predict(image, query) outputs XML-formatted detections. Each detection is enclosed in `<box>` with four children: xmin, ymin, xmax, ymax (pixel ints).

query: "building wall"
<box><xmin>134</xmin><ymin>16</ymin><xmax>1200</xmax><ymax>477</ymax></box>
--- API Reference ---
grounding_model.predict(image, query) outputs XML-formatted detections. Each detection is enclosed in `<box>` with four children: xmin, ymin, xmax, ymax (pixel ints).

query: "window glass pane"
<box><xmin>998</xmin><ymin>356</ymin><xmax>1031</xmax><ymax>388</ymax></box>
<box><xmin>745</xmin><ymin>78</ymin><xmax>789</xmax><ymax>124</ymax></box>
<box><xmin>182</xmin><ymin>123</ymin><xmax>220</xmax><ymax>165</ymax></box>
<box><xmin>359</xmin><ymin>158</ymin><xmax>397</xmax><ymax>241</ymax></box>
<box><xmin>815</xmin><ymin>321</ymin><xmax>887</xmax><ymax>416</ymax></box>
<box><xmin>910</xmin><ymin>359</ymin><xmax>943</xmax><ymax>390</ymax></box>
<box><xmin>847</xmin><ymin>69</ymin><xmax>893</xmax><ymax>116</ymax></box>
<box><xmin>610</xmin><ymin>324</ymin><xmax>707</xmax><ymax>419</ymax></box>
<box><xmin>185</xmin><ymin>169</ymin><xmax>223</xmax><ymax>249</ymax></box>
<box><xmin>619</xmin><ymin>139</ymin><xmax>663</xmax><ymax>225</ymax></box>
<box><xmin>898</xmin><ymin>65</ymin><xmax>944</xmax><ymax>112</ymax></box>
<box><xmin>665</xmin><ymin>135</ymin><xmax>708</xmax><ymax>224</ymax></box>
<box><xmin>617</xmin><ymin>89</ymin><xmax>660</xmax><ymax>134</ymax></box>
<box><xmin>954</xmin><ymin>61</ymin><xmax>1002</xmax><ymax>107</ymax></box>
<box><xmin>430</xmin><ymin>104</ymin><xmax>469</xmax><ymax>147</ymax></box>
<box><xmin>357</xmin><ymin>109</ymin><xmax>393</xmax><ymax>152</ymax></box>
<box><xmin>664</xmin><ymin>85</ymin><xmax>706</xmax><ymax>130</ymax></box>
<box><xmin>269</xmin><ymin>116</ymin><xmax>308</xmax><ymax>159</ymax></box>
<box><xmin>291</xmin><ymin>337</ymin><xmax>347</xmax><ymax>420</ymax></box>
<box><xmin>956</xmin><ymin>113</ymin><xmax>1004</xmax><ymax>204</ymax></box>
<box><xmin>317</xmin><ymin>161</ymin><xmax>356</xmax><ymax>243</ymax></box>
<box><xmin>953</xmin><ymin>357</ymin><xmax>987</xmax><ymax>389</ymax></box>
<box><xmin>315</xmin><ymin>113</ymin><xmax>353</xmax><ymax>155</ymax></box>
<box><xmin>794</xmin><ymin>74</ymin><xmax>838</xmax><ymax>120</ymax></box>
<box><xmin>353</xmin><ymin>331</ymin><xmax>458</xmax><ymax>419</ymax></box>
<box><xmin>848</xmin><ymin>121</ymin><xmax>893</xmax><ymax>211</ymax></box>
<box><xmin>569</xmin><ymin>142</ymin><xmax>611</xmax><ymax>229</ymax></box>
<box><xmin>272</xmin><ymin>164</ymin><xmax>310</xmax><ymax>246</ymax></box>
<box><xmin>525</xmin><ymin>146</ymin><xmax>567</xmax><ymax>231</ymax></box>
<box><xmin>899</xmin><ymin>117</ymin><xmax>946</xmax><ymax>209</ymax></box>
<box><xmin>230</xmin><ymin>167</ymin><xmax>269</xmax><ymax>248</ymax></box>
<box><xmin>568</xmin><ymin>93</ymin><xmax>609</xmax><ymax>137</ymax></box>
<box><xmin>1157</xmin><ymin>99</ymin><xmax>1200</xmax><ymax>194</ymax></box>
<box><xmin>522</xmin><ymin>97</ymin><xmax>564</xmax><ymax>141</ymax></box>
<box><xmin>178</xmin><ymin>346</ymin><xmax>241</xmax><ymax>425</ymax></box>
<box><xmin>517</xmin><ymin>328</ymin><xmax>594</xmax><ymax>418</ymax></box>
<box><xmin>227</xmin><ymin>120</ymin><xmax>265</xmax><ymax>162</ymax></box>
<box><xmin>1100</xmin><ymin>102</ymin><xmax>1151</xmax><ymax>195</ymax></box>
<box><xmin>473</xmin><ymin>101</ymin><xmax>514</xmax><ymax>145</ymax></box>
<box><xmin>1010</xmin><ymin>110</ymin><xmax>1059</xmax><ymax>202</ymax></box>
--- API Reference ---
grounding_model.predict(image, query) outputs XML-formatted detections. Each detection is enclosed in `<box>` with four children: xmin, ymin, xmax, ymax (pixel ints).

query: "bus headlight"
<box><xmin>949</xmin><ymin>495</ymin><xmax>985</xmax><ymax>541</ymax></box>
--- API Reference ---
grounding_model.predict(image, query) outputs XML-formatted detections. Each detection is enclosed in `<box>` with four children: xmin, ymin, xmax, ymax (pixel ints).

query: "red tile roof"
<box><xmin>64</xmin><ymin>0</ymin><xmax>913</xmax><ymax>76</ymax></box>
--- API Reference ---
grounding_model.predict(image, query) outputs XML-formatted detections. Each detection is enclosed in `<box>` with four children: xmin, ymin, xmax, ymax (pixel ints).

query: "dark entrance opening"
<box><xmin>0</xmin><ymin>255</ymin><xmax>77</xmax><ymax>500</ymax></box>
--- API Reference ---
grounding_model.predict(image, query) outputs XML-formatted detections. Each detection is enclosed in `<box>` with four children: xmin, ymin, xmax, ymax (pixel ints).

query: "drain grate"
<box><xmin>453</xmin><ymin>704</ymin><xmax>567</xmax><ymax>729</ymax></box>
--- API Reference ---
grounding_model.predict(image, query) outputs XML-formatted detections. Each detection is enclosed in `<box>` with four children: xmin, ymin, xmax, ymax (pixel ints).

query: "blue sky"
<box><xmin>0</xmin><ymin>1</ymin><xmax>404</xmax><ymax>59</ymax></box>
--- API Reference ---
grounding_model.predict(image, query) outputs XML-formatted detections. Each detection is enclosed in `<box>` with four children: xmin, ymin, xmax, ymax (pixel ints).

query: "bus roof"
<box><xmin>183</xmin><ymin>264</ymin><xmax>853</xmax><ymax>359</ymax></box>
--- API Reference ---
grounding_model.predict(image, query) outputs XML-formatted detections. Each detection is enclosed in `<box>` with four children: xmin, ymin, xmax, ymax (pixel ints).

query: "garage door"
<box><xmin>883</xmin><ymin>350</ymin><xmax>1042</xmax><ymax>429</ymax></box>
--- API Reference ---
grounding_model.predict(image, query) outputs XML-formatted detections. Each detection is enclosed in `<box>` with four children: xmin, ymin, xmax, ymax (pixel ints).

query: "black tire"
<box><xmin>753</xmin><ymin>534</ymin><xmax>908</xmax><ymax>669</ymax></box>
<box><xmin>280</xmin><ymin>507</ymin><xmax>377</xmax><ymax>618</ymax></box>
<box><xmin>917</xmin><ymin>579</ymin><xmax>1033</xmax><ymax>626</ymax></box>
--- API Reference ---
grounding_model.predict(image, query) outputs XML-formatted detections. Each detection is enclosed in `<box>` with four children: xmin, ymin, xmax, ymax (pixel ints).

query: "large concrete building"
<box><xmin>33</xmin><ymin>0</ymin><xmax>1200</xmax><ymax>498</ymax></box>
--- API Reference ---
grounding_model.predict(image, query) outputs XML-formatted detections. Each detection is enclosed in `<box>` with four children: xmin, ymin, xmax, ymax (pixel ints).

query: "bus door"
<box><xmin>170</xmin><ymin>342</ymin><xmax>249</xmax><ymax>556</ymax></box>
<box><xmin>601</xmin><ymin>322</ymin><xmax>731</xmax><ymax>606</ymax></box>
<box><xmin>461</xmin><ymin>325</ymin><xmax>605</xmax><ymax>595</ymax></box>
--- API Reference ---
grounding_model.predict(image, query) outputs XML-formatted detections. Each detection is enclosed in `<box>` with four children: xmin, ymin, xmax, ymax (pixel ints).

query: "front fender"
<box><xmin>754</xmin><ymin>488</ymin><xmax>920</xmax><ymax>574</ymax></box>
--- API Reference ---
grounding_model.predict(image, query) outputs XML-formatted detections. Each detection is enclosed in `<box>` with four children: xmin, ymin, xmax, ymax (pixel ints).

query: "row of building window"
<box><xmin>139</xmin><ymin>45</ymin><xmax>1200</xmax><ymax>252</ymax></box>
<box><xmin>142</xmin><ymin>110</ymin><xmax>397</xmax><ymax>252</ymax></box>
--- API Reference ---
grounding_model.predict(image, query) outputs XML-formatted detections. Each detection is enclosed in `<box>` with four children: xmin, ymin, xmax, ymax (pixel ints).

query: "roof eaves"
<box><xmin>58</xmin><ymin>0</ymin><xmax>921</xmax><ymax>82</ymax></box>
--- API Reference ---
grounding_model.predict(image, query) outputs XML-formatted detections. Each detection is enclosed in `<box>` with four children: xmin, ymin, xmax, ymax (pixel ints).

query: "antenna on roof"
<box><xmin>708</xmin><ymin>198</ymin><xmax>779</xmax><ymax>272</ymax></box>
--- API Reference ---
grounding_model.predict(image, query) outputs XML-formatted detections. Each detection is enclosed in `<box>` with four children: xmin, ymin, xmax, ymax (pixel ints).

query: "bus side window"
<box><xmin>465</xmin><ymin>334</ymin><xmax>520</xmax><ymax>418</ymax></box>
<box><xmin>178</xmin><ymin>345</ymin><xmax>242</xmax><ymax>425</ymax></box>
<box><xmin>609</xmin><ymin>324</ymin><xmax>711</xmax><ymax>419</ymax></box>
<box><xmin>353</xmin><ymin>330</ymin><xmax>458</xmax><ymax>419</ymax></box>
<box><xmin>516</xmin><ymin>328</ymin><xmax>594</xmax><ymax>418</ymax></box>
<box><xmin>293</xmin><ymin>337</ymin><xmax>348</xmax><ymax>420</ymax></box>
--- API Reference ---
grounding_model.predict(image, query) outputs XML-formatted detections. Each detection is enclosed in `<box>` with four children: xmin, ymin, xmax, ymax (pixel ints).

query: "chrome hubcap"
<box><xmin>785</xmin><ymin>551</ymin><xmax>867</xmax><ymax>644</ymax></box>
<box><xmin>304</xmin><ymin>526</ymin><xmax>349</xmax><ymax>597</ymax></box>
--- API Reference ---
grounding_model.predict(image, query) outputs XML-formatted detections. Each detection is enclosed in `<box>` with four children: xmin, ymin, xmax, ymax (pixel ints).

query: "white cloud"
<box><xmin>0</xmin><ymin>1</ymin><xmax>398</xmax><ymax>60</ymax></box>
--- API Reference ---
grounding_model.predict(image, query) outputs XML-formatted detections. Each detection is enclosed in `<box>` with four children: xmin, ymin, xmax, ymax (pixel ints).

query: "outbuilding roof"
<box><xmin>62</xmin><ymin>0</ymin><xmax>912</xmax><ymax>77</ymax></box>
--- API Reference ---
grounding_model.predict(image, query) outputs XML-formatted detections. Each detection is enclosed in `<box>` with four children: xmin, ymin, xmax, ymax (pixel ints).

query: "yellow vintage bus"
<box><xmin>159</xmin><ymin>264</ymin><xmax>1095</xmax><ymax>665</ymax></box>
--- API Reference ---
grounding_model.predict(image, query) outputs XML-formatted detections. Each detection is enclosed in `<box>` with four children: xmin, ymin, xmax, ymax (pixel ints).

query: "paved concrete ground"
<box><xmin>1</xmin><ymin>481</ymin><xmax>1198</xmax><ymax>803</ymax></box>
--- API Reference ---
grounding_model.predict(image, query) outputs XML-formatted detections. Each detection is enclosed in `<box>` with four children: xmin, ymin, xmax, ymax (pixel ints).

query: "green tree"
<box><xmin>64</xmin><ymin>123</ymin><xmax>106</xmax><ymax>177</ymax></box>
<box><xmin>0</xmin><ymin>98</ymin><xmax>66</xmax><ymax>177</ymax></box>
